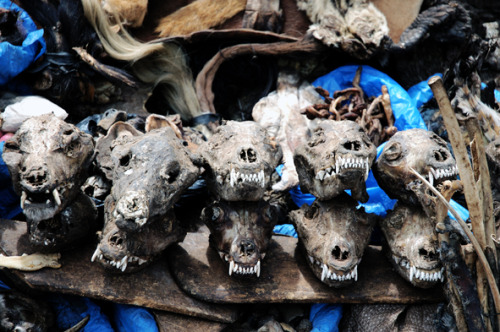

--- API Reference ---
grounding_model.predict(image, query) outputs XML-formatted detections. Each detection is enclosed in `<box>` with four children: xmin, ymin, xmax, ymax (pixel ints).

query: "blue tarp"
<box><xmin>0</xmin><ymin>0</ymin><xmax>46</xmax><ymax>85</ymax></box>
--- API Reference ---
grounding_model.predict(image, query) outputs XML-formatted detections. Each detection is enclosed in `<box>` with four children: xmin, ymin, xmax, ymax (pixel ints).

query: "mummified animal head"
<box><xmin>374</xmin><ymin>129</ymin><xmax>458</xmax><ymax>211</ymax></box>
<box><xmin>199</xmin><ymin>121</ymin><xmax>282</xmax><ymax>201</ymax></box>
<box><xmin>380</xmin><ymin>203</ymin><xmax>444</xmax><ymax>288</ymax></box>
<box><xmin>95</xmin><ymin>120</ymin><xmax>200</xmax><ymax>231</ymax></box>
<box><xmin>201</xmin><ymin>200</ymin><xmax>279</xmax><ymax>278</ymax></box>
<box><xmin>293</xmin><ymin>120</ymin><xmax>376</xmax><ymax>202</ymax></box>
<box><xmin>2</xmin><ymin>114</ymin><xmax>94</xmax><ymax>222</ymax></box>
<box><xmin>289</xmin><ymin>194</ymin><xmax>377</xmax><ymax>288</ymax></box>
<box><xmin>91</xmin><ymin>196</ymin><xmax>186</xmax><ymax>273</ymax></box>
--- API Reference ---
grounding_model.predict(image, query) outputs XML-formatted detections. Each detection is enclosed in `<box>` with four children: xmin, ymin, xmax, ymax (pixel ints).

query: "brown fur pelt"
<box><xmin>81</xmin><ymin>0</ymin><xmax>203</xmax><ymax>121</ymax></box>
<box><xmin>101</xmin><ymin>0</ymin><xmax>148</xmax><ymax>28</ymax></box>
<box><xmin>154</xmin><ymin>0</ymin><xmax>247</xmax><ymax>37</ymax></box>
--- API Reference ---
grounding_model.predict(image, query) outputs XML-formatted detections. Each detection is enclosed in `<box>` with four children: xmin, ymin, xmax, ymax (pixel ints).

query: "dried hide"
<box><xmin>101</xmin><ymin>0</ymin><xmax>148</xmax><ymax>28</ymax></box>
<box><xmin>199</xmin><ymin>120</ymin><xmax>282</xmax><ymax>201</ymax></box>
<box><xmin>94</xmin><ymin>120</ymin><xmax>201</xmax><ymax>232</ymax></box>
<box><xmin>289</xmin><ymin>194</ymin><xmax>377</xmax><ymax>288</ymax></box>
<box><xmin>252</xmin><ymin>70</ymin><xmax>324</xmax><ymax>192</ymax></box>
<box><xmin>296</xmin><ymin>0</ymin><xmax>389</xmax><ymax>59</ymax></box>
<box><xmin>91</xmin><ymin>198</ymin><xmax>185</xmax><ymax>273</ymax></box>
<box><xmin>293</xmin><ymin>120</ymin><xmax>376</xmax><ymax>202</ymax></box>
<box><xmin>201</xmin><ymin>200</ymin><xmax>279</xmax><ymax>278</ymax></box>
<box><xmin>373</xmin><ymin>129</ymin><xmax>459</xmax><ymax>216</ymax></box>
<box><xmin>380</xmin><ymin>203</ymin><xmax>444</xmax><ymax>288</ymax></box>
<box><xmin>2</xmin><ymin>114</ymin><xmax>97</xmax><ymax>251</ymax></box>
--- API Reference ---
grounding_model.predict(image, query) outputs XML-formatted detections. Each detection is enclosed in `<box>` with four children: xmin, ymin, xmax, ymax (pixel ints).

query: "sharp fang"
<box><xmin>229</xmin><ymin>260</ymin><xmax>234</xmax><ymax>276</ymax></box>
<box><xmin>410</xmin><ymin>265</ymin><xmax>414</xmax><ymax>282</ymax></box>
<box><xmin>53</xmin><ymin>189</ymin><xmax>61</xmax><ymax>206</ymax></box>
<box><xmin>256</xmin><ymin>260</ymin><xmax>261</xmax><ymax>277</ymax></box>
<box><xmin>91</xmin><ymin>247</ymin><xmax>100</xmax><ymax>262</ymax></box>
<box><xmin>321</xmin><ymin>264</ymin><xmax>328</xmax><ymax>282</ymax></box>
<box><xmin>354</xmin><ymin>265</ymin><xmax>358</xmax><ymax>281</ymax></box>
<box><xmin>308</xmin><ymin>255</ymin><xmax>314</xmax><ymax>264</ymax></box>
<box><xmin>230</xmin><ymin>168</ymin><xmax>235</xmax><ymax>187</ymax></box>
<box><xmin>428</xmin><ymin>171</ymin><xmax>434</xmax><ymax>187</ymax></box>
<box><xmin>20</xmin><ymin>191</ymin><xmax>27</xmax><ymax>209</ymax></box>
<box><xmin>121</xmin><ymin>260</ymin><xmax>127</xmax><ymax>272</ymax></box>
<box><xmin>364</xmin><ymin>164</ymin><xmax>370</xmax><ymax>181</ymax></box>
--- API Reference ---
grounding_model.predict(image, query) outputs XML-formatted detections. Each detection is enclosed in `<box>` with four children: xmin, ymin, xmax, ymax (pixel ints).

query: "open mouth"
<box><xmin>314</xmin><ymin>156</ymin><xmax>370</xmax><ymax>182</ymax></box>
<box><xmin>307</xmin><ymin>254</ymin><xmax>358</xmax><ymax>283</ymax></box>
<box><xmin>391</xmin><ymin>254</ymin><xmax>444</xmax><ymax>283</ymax></box>
<box><xmin>224</xmin><ymin>167</ymin><xmax>266</xmax><ymax>188</ymax></box>
<box><xmin>425</xmin><ymin>166</ymin><xmax>459</xmax><ymax>188</ymax></box>
<box><xmin>219</xmin><ymin>252</ymin><xmax>262</xmax><ymax>277</ymax></box>
<box><xmin>21</xmin><ymin>187</ymin><xmax>64</xmax><ymax>209</ymax></box>
<box><xmin>91</xmin><ymin>245</ymin><xmax>149</xmax><ymax>272</ymax></box>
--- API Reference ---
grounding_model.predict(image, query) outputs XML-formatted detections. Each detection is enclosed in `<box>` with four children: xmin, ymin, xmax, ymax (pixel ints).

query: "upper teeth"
<box><xmin>230</xmin><ymin>168</ymin><xmax>265</xmax><ymax>188</ymax></box>
<box><xmin>228</xmin><ymin>259</ymin><xmax>261</xmax><ymax>277</ymax></box>
<box><xmin>394</xmin><ymin>255</ymin><xmax>444</xmax><ymax>283</ymax></box>
<box><xmin>315</xmin><ymin>157</ymin><xmax>370</xmax><ymax>182</ymax></box>
<box><xmin>318</xmin><ymin>261</ymin><xmax>358</xmax><ymax>282</ymax></box>
<box><xmin>91</xmin><ymin>246</ymin><xmax>148</xmax><ymax>272</ymax></box>
<box><xmin>428</xmin><ymin>166</ymin><xmax>459</xmax><ymax>186</ymax></box>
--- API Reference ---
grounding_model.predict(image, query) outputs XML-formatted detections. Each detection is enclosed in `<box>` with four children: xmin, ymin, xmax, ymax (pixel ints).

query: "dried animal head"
<box><xmin>199</xmin><ymin>121</ymin><xmax>282</xmax><ymax>201</ymax></box>
<box><xmin>95</xmin><ymin>120</ymin><xmax>201</xmax><ymax>231</ymax></box>
<box><xmin>374</xmin><ymin>129</ymin><xmax>458</xmax><ymax>211</ymax></box>
<box><xmin>380</xmin><ymin>203</ymin><xmax>444</xmax><ymax>288</ymax></box>
<box><xmin>289</xmin><ymin>194</ymin><xmax>377</xmax><ymax>287</ymax></box>
<box><xmin>91</xmin><ymin>196</ymin><xmax>186</xmax><ymax>273</ymax></box>
<box><xmin>201</xmin><ymin>200</ymin><xmax>279</xmax><ymax>278</ymax></box>
<box><xmin>293</xmin><ymin>120</ymin><xmax>376</xmax><ymax>202</ymax></box>
<box><xmin>3</xmin><ymin>114</ymin><xmax>94</xmax><ymax>222</ymax></box>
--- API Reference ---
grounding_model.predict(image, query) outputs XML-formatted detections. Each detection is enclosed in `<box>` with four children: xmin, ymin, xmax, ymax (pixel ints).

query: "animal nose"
<box><xmin>239</xmin><ymin>239</ymin><xmax>256</xmax><ymax>256</ymax></box>
<box><xmin>115</xmin><ymin>191</ymin><xmax>149</xmax><ymax>228</ymax></box>
<box><xmin>332</xmin><ymin>244</ymin><xmax>350</xmax><ymax>261</ymax></box>
<box><xmin>22</xmin><ymin>165</ymin><xmax>49</xmax><ymax>189</ymax></box>
<box><xmin>432</xmin><ymin>148</ymin><xmax>450</xmax><ymax>162</ymax></box>
<box><xmin>238</xmin><ymin>148</ymin><xmax>257</xmax><ymax>163</ymax></box>
<box><xmin>418</xmin><ymin>246</ymin><xmax>439</xmax><ymax>262</ymax></box>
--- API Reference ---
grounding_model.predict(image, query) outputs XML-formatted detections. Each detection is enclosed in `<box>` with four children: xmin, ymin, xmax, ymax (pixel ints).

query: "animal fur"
<box><xmin>101</xmin><ymin>0</ymin><xmax>148</xmax><ymax>27</ymax></box>
<box><xmin>154</xmin><ymin>0</ymin><xmax>247</xmax><ymax>37</ymax></box>
<box><xmin>81</xmin><ymin>0</ymin><xmax>203</xmax><ymax>121</ymax></box>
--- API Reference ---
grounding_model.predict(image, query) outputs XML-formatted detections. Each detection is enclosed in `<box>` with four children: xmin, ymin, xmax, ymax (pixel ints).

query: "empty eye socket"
<box><xmin>63</xmin><ymin>129</ymin><xmax>73</xmax><ymax>136</ymax></box>
<box><xmin>383</xmin><ymin>142</ymin><xmax>402</xmax><ymax>161</ymax></box>
<box><xmin>119</xmin><ymin>154</ymin><xmax>131</xmax><ymax>167</ymax></box>
<box><xmin>202</xmin><ymin>206</ymin><xmax>224</xmax><ymax>223</ymax></box>
<box><xmin>4</xmin><ymin>139</ymin><xmax>19</xmax><ymax>151</ymax></box>
<box><xmin>65</xmin><ymin>140</ymin><xmax>80</xmax><ymax>156</ymax></box>
<box><xmin>305</xmin><ymin>204</ymin><xmax>319</xmax><ymax>219</ymax></box>
<box><xmin>167</xmin><ymin>168</ymin><xmax>179</xmax><ymax>183</ymax></box>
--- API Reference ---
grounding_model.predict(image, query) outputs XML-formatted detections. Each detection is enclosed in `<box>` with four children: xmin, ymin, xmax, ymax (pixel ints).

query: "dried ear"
<box><xmin>145</xmin><ymin>114</ymin><xmax>183</xmax><ymax>140</ymax></box>
<box><xmin>95</xmin><ymin>122</ymin><xmax>142</xmax><ymax>180</ymax></box>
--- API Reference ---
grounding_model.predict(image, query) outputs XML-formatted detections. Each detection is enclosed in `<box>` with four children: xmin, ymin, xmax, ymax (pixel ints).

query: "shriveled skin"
<box><xmin>294</xmin><ymin>120</ymin><xmax>376</xmax><ymax>202</ymax></box>
<box><xmin>95</xmin><ymin>122</ymin><xmax>200</xmax><ymax>231</ymax></box>
<box><xmin>486</xmin><ymin>136</ymin><xmax>500</xmax><ymax>200</ymax></box>
<box><xmin>201</xmin><ymin>200</ymin><xmax>279</xmax><ymax>278</ymax></box>
<box><xmin>3</xmin><ymin>114</ymin><xmax>94</xmax><ymax>222</ymax></box>
<box><xmin>296</xmin><ymin>0</ymin><xmax>389</xmax><ymax>60</ymax></box>
<box><xmin>28</xmin><ymin>193</ymin><xmax>98</xmax><ymax>252</ymax></box>
<box><xmin>91</xmin><ymin>197</ymin><xmax>186</xmax><ymax>273</ymax></box>
<box><xmin>289</xmin><ymin>194</ymin><xmax>377</xmax><ymax>288</ymax></box>
<box><xmin>374</xmin><ymin>129</ymin><xmax>458</xmax><ymax>211</ymax></box>
<box><xmin>199</xmin><ymin>121</ymin><xmax>282</xmax><ymax>201</ymax></box>
<box><xmin>380</xmin><ymin>203</ymin><xmax>444</xmax><ymax>288</ymax></box>
<box><xmin>252</xmin><ymin>70</ymin><xmax>324</xmax><ymax>192</ymax></box>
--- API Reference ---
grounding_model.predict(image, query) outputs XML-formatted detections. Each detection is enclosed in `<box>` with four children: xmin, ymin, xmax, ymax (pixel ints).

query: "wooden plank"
<box><xmin>153</xmin><ymin>310</ymin><xmax>227</xmax><ymax>332</ymax></box>
<box><xmin>0</xmin><ymin>219</ymin><xmax>240</xmax><ymax>324</ymax></box>
<box><xmin>168</xmin><ymin>229</ymin><xmax>444</xmax><ymax>304</ymax></box>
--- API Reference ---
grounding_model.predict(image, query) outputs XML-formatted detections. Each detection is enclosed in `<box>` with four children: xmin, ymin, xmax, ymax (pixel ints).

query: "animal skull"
<box><xmin>293</xmin><ymin>120</ymin><xmax>376</xmax><ymax>202</ymax></box>
<box><xmin>199</xmin><ymin>121</ymin><xmax>282</xmax><ymax>201</ymax></box>
<box><xmin>289</xmin><ymin>194</ymin><xmax>377</xmax><ymax>287</ymax></box>
<box><xmin>201</xmin><ymin>200</ymin><xmax>279</xmax><ymax>278</ymax></box>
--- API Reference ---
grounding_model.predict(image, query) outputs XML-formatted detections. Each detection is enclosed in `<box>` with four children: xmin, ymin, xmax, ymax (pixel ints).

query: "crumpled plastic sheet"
<box><xmin>0</xmin><ymin>0</ymin><xmax>46</xmax><ymax>85</ymax></box>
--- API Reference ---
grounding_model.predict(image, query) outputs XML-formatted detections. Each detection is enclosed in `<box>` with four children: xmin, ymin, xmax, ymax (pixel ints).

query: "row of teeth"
<box><xmin>91</xmin><ymin>247</ymin><xmax>147</xmax><ymax>272</ymax></box>
<box><xmin>309</xmin><ymin>256</ymin><xmax>358</xmax><ymax>282</ymax></box>
<box><xmin>315</xmin><ymin>157</ymin><xmax>370</xmax><ymax>182</ymax></box>
<box><xmin>229</xmin><ymin>169</ymin><xmax>265</xmax><ymax>188</ymax></box>
<box><xmin>20</xmin><ymin>188</ymin><xmax>62</xmax><ymax>209</ymax></box>
<box><xmin>393</xmin><ymin>255</ymin><xmax>444</xmax><ymax>282</ymax></box>
<box><xmin>228</xmin><ymin>260</ymin><xmax>261</xmax><ymax>277</ymax></box>
<box><xmin>427</xmin><ymin>166</ymin><xmax>459</xmax><ymax>187</ymax></box>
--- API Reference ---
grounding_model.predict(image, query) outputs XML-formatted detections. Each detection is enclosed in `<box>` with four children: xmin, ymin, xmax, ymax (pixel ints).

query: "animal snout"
<box><xmin>21</xmin><ymin>165</ymin><xmax>50</xmax><ymax>189</ymax></box>
<box><xmin>418</xmin><ymin>245</ymin><xmax>439</xmax><ymax>263</ymax></box>
<box><xmin>332</xmin><ymin>243</ymin><xmax>350</xmax><ymax>261</ymax></box>
<box><xmin>431</xmin><ymin>148</ymin><xmax>451</xmax><ymax>163</ymax></box>
<box><xmin>238</xmin><ymin>147</ymin><xmax>258</xmax><ymax>163</ymax></box>
<box><xmin>239</xmin><ymin>239</ymin><xmax>256</xmax><ymax>256</ymax></box>
<box><xmin>412</xmin><ymin>238</ymin><xmax>439</xmax><ymax>265</ymax></box>
<box><xmin>115</xmin><ymin>191</ymin><xmax>149</xmax><ymax>226</ymax></box>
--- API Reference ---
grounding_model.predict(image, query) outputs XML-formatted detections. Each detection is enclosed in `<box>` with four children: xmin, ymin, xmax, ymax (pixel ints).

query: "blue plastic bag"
<box><xmin>112</xmin><ymin>303</ymin><xmax>159</xmax><ymax>332</ymax></box>
<box><xmin>0</xmin><ymin>0</ymin><xmax>46</xmax><ymax>85</ymax></box>
<box><xmin>0</xmin><ymin>141</ymin><xmax>22</xmax><ymax>219</ymax></box>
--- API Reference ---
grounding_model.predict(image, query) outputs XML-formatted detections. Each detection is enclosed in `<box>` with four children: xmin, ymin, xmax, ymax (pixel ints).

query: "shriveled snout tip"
<box><xmin>114</xmin><ymin>191</ymin><xmax>149</xmax><ymax>227</ymax></box>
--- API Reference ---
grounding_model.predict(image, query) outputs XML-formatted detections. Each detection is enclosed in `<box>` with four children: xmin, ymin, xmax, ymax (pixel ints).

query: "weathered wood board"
<box><xmin>0</xmin><ymin>219</ymin><xmax>239</xmax><ymax>324</ymax></box>
<box><xmin>153</xmin><ymin>310</ymin><xmax>227</xmax><ymax>332</ymax></box>
<box><xmin>168</xmin><ymin>229</ymin><xmax>445</xmax><ymax>304</ymax></box>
